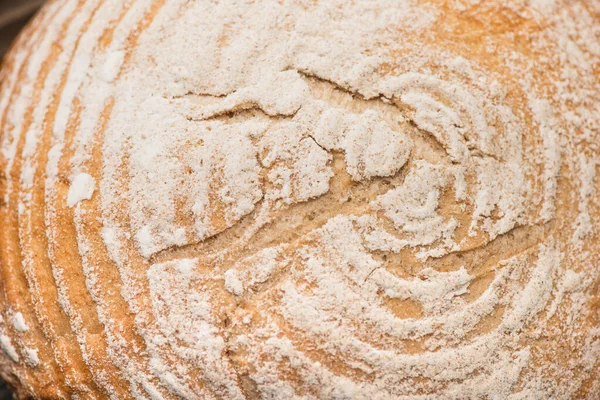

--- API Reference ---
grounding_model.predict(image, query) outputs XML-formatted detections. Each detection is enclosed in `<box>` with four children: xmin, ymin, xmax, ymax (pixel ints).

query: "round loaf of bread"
<box><xmin>1</xmin><ymin>0</ymin><xmax>599</xmax><ymax>398</ymax></box>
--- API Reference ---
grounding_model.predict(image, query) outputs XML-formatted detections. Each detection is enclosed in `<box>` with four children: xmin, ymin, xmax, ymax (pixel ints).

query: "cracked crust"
<box><xmin>0</xmin><ymin>0</ymin><xmax>599</xmax><ymax>399</ymax></box>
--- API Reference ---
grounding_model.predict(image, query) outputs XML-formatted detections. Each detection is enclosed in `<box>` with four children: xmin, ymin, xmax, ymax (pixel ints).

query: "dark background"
<box><xmin>0</xmin><ymin>378</ymin><xmax>9</xmax><ymax>400</ymax></box>
<box><xmin>1</xmin><ymin>0</ymin><xmax>44</xmax><ymax>55</ymax></box>
<box><xmin>1</xmin><ymin>2</ymin><xmax>45</xmax><ymax>397</ymax></box>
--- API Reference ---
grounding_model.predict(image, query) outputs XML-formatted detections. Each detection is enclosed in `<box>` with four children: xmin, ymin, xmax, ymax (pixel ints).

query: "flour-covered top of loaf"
<box><xmin>0</xmin><ymin>0</ymin><xmax>599</xmax><ymax>399</ymax></box>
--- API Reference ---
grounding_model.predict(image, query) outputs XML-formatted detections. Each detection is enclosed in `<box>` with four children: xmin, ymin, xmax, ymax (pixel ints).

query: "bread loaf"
<box><xmin>0</xmin><ymin>0</ymin><xmax>599</xmax><ymax>398</ymax></box>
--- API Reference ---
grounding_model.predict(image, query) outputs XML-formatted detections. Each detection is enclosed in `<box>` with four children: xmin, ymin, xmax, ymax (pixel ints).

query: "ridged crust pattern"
<box><xmin>0</xmin><ymin>0</ymin><xmax>599</xmax><ymax>399</ymax></box>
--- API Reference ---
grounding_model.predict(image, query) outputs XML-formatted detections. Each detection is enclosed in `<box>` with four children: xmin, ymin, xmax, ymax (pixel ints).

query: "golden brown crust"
<box><xmin>0</xmin><ymin>0</ymin><xmax>599</xmax><ymax>399</ymax></box>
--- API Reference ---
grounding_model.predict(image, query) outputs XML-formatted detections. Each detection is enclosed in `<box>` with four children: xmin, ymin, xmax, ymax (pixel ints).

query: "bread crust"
<box><xmin>0</xmin><ymin>0</ymin><xmax>599</xmax><ymax>399</ymax></box>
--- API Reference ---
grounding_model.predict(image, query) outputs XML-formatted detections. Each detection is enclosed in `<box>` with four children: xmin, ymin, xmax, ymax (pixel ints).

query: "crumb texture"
<box><xmin>0</xmin><ymin>0</ymin><xmax>599</xmax><ymax>399</ymax></box>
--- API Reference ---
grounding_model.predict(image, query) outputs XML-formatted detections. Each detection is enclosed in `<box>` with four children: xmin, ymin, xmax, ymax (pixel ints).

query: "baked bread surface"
<box><xmin>0</xmin><ymin>0</ymin><xmax>599</xmax><ymax>398</ymax></box>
